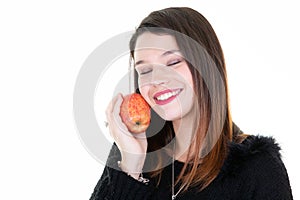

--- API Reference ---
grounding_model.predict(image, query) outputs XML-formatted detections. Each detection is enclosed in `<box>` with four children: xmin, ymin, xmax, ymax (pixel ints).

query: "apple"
<box><xmin>120</xmin><ymin>93</ymin><xmax>151</xmax><ymax>134</ymax></box>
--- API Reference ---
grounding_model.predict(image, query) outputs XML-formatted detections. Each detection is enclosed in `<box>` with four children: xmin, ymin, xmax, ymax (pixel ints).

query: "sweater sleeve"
<box><xmin>251</xmin><ymin>148</ymin><xmax>293</xmax><ymax>200</ymax></box>
<box><xmin>89</xmin><ymin>144</ymin><xmax>157</xmax><ymax>200</ymax></box>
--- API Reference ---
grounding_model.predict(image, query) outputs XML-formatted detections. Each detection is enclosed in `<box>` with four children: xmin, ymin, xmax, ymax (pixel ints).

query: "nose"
<box><xmin>138</xmin><ymin>64</ymin><xmax>171</xmax><ymax>88</ymax></box>
<box><xmin>149</xmin><ymin>65</ymin><xmax>169</xmax><ymax>85</ymax></box>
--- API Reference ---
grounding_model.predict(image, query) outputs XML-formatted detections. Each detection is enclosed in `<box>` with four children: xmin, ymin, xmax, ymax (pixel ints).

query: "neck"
<box><xmin>172</xmin><ymin>104</ymin><xmax>199</xmax><ymax>162</ymax></box>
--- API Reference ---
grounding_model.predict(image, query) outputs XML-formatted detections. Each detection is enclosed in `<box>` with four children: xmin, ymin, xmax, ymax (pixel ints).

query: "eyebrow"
<box><xmin>135</xmin><ymin>49</ymin><xmax>181</xmax><ymax>66</ymax></box>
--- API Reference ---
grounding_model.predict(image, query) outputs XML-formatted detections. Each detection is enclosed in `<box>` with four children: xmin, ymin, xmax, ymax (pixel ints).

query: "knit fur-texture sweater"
<box><xmin>89</xmin><ymin>135</ymin><xmax>293</xmax><ymax>200</ymax></box>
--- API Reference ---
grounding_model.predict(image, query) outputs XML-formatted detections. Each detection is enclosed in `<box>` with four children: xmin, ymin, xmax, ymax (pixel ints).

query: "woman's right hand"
<box><xmin>105</xmin><ymin>93</ymin><xmax>148</xmax><ymax>179</ymax></box>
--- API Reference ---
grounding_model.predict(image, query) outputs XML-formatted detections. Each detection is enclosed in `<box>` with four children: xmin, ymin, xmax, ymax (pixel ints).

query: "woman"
<box><xmin>90</xmin><ymin>7</ymin><xmax>293</xmax><ymax>199</ymax></box>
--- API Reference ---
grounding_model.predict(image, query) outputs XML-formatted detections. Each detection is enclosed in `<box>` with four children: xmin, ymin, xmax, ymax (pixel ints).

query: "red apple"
<box><xmin>120</xmin><ymin>93</ymin><xmax>151</xmax><ymax>134</ymax></box>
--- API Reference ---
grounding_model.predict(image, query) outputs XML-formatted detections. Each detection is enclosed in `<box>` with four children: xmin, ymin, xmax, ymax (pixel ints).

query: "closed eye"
<box><xmin>167</xmin><ymin>59</ymin><xmax>182</xmax><ymax>66</ymax></box>
<box><xmin>140</xmin><ymin>69</ymin><xmax>153</xmax><ymax>75</ymax></box>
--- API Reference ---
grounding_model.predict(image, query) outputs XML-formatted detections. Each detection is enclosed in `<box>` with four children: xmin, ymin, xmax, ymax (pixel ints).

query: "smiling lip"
<box><xmin>153</xmin><ymin>88</ymin><xmax>182</xmax><ymax>105</ymax></box>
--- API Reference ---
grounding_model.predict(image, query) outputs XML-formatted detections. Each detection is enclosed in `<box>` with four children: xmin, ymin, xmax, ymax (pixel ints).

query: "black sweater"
<box><xmin>89</xmin><ymin>135</ymin><xmax>293</xmax><ymax>199</ymax></box>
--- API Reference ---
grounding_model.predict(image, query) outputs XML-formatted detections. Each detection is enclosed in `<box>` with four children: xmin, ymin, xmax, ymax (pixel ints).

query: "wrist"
<box><xmin>117</xmin><ymin>161</ymin><xmax>142</xmax><ymax>179</ymax></box>
<box><xmin>117</xmin><ymin>161</ymin><xmax>149</xmax><ymax>184</ymax></box>
<box><xmin>120</xmin><ymin>154</ymin><xmax>145</xmax><ymax>171</ymax></box>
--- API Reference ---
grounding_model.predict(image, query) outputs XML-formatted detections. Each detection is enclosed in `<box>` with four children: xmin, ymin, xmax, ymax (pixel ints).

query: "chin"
<box><xmin>156</xmin><ymin>110</ymin><xmax>183</xmax><ymax>121</ymax></box>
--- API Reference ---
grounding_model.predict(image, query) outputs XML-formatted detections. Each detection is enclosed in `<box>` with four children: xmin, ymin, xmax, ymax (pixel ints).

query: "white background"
<box><xmin>0</xmin><ymin>0</ymin><xmax>299</xmax><ymax>199</ymax></box>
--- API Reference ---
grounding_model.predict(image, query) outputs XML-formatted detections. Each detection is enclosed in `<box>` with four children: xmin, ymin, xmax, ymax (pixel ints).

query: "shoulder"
<box><xmin>220</xmin><ymin>135</ymin><xmax>293</xmax><ymax>199</ymax></box>
<box><xmin>221</xmin><ymin>135</ymin><xmax>283</xmax><ymax>176</ymax></box>
<box><xmin>231</xmin><ymin>135</ymin><xmax>281</xmax><ymax>159</ymax></box>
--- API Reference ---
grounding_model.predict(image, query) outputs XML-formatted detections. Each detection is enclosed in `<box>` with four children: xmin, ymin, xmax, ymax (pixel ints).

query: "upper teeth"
<box><xmin>156</xmin><ymin>89</ymin><xmax>181</xmax><ymax>101</ymax></box>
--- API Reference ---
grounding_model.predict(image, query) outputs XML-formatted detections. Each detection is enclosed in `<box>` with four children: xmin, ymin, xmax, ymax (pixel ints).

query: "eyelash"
<box><xmin>138</xmin><ymin>59</ymin><xmax>182</xmax><ymax>75</ymax></box>
<box><xmin>140</xmin><ymin>69</ymin><xmax>152</xmax><ymax>75</ymax></box>
<box><xmin>167</xmin><ymin>59</ymin><xmax>182</xmax><ymax>66</ymax></box>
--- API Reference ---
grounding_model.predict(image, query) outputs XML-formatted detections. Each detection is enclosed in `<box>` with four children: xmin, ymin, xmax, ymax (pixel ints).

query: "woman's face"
<box><xmin>134</xmin><ymin>32</ymin><xmax>195</xmax><ymax>121</ymax></box>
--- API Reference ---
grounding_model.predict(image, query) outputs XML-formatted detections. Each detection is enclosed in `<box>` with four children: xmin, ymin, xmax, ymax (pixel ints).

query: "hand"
<box><xmin>105</xmin><ymin>93</ymin><xmax>148</xmax><ymax>179</ymax></box>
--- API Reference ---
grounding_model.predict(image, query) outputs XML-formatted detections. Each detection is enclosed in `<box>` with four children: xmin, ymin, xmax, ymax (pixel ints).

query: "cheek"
<box><xmin>176</xmin><ymin>65</ymin><xmax>194</xmax><ymax>90</ymax></box>
<box><xmin>139</xmin><ymin>86</ymin><xmax>151</xmax><ymax>104</ymax></box>
<box><xmin>187</xmin><ymin>72</ymin><xmax>194</xmax><ymax>89</ymax></box>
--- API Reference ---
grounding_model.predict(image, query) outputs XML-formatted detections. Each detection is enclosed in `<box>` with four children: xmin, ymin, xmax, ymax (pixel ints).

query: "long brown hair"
<box><xmin>130</xmin><ymin>7</ymin><xmax>233</xmax><ymax>192</ymax></box>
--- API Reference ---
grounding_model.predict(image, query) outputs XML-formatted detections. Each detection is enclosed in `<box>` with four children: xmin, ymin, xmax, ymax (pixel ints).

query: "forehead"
<box><xmin>134</xmin><ymin>32</ymin><xmax>179</xmax><ymax>56</ymax></box>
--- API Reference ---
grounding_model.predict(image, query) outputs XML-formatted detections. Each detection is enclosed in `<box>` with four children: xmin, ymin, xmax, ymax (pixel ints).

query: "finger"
<box><xmin>112</xmin><ymin>94</ymin><xmax>130</xmax><ymax>134</ymax></box>
<box><xmin>105</xmin><ymin>94</ymin><xmax>121</xmax><ymax>117</ymax></box>
<box><xmin>106</xmin><ymin>94</ymin><xmax>125</xmax><ymax>138</ymax></box>
<box><xmin>105</xmin><ymin>93</ymin><xmax>122</xmax><ymax>125</ymax></box>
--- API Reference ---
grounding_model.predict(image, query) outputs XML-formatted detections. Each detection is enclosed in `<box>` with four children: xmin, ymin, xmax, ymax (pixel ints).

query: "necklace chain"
<box><xmin>172</xmin><ymin>140</ymin><xmax>185</xmax><ymax>200</ymax></box>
